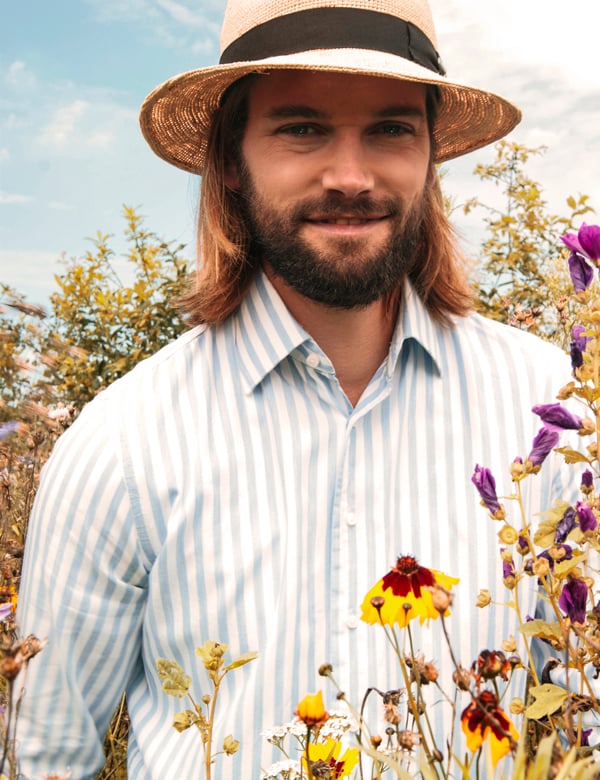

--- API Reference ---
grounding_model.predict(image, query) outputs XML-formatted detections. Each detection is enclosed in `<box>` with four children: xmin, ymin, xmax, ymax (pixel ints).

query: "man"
<box><xmin>17</xmin><ymin>0</ymin><xmax>573</xmax><ymax>777</ymax></box>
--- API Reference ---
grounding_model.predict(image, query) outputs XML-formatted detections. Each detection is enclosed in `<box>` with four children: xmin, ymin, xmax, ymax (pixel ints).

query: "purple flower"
<box><xmin>532</xmin><ymin>402</ymin><xmax>583</xmax><ymax>431</ymax></box>
<box><xmin>579</xmin><ymin>224</ymin><xmax>600</xmax><ymax>262</ymax></box>
<box><xmin>0</xmin><ymin>603</ymin><xmax>12</xmax><ymax>622</ymax></box>
<box><xmin>581</xmin><ymin>469</ymin><xmax>594</xmax><ymax>491</ymax></box>
<box><xmin>471</xmin><ymin>464</ymin><xmax>502</xmax><ymax>514</ymax></box>
<box><xmin>576</xmin><ymin>501</ymin><xmax>597</xmax><ymax>532</ymax></box>
<box><xmin>555</xmin><ymin>506</ymin><xmax>576</xmax><ymax>543</ymax></box>
<box><xmin>570</xmin><ymin>325</ymin><xmax>590</xmax><ymax>370</ymax></box>
<box><xmin>561</xmin><ymin>230</ymin><xmax>584</xmax><ymax>254</ymax></box>
<box><xmin>502</xmin><ymin>555</ymin><xmax>516</xmax><ymax>581</ymax></box>
<box><xmin>568</xmin><ymin>252</ymin><xmax>594</xmax><ymax>292</ymax></box>
<box><xmin>559</xmin><ymin>578</ymin><xmax>588</xmax><ymax>624</ymax></box>
<box><xmin>525</xmin><ymin>545</ymin><xmax>573</xmax><ymax>575</ymax></box>
<box><xmin>580</xmin><ymin>728</ymin><xmax>592</xmax><ymax>748</ymax></box>
<box><xmin>527</xmin><ymin>427</ymin><xmax>560</xmax><ymax>467</ymax></box>
<box><xmin>516</xmin><ymin>531</ymin><xmax>530</xmax><ymax>555</ymax></box>
<box><xmin>0</xmin><ymin>422</ymin><xmax>20</xmax><ymax>441</ymax></box>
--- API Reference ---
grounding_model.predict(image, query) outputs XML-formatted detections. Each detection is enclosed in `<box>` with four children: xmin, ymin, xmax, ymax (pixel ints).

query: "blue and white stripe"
<box><xmin>18</xmin><ymin>270</ymin><xmax>575</xmax><ymax>778</ymax></box>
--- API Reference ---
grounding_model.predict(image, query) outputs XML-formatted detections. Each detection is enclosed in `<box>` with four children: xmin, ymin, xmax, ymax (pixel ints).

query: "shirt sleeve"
<box><xmin>15</xmin><ymin>392</ymin><xmax>148</xmax><ymax>779</ymax></box>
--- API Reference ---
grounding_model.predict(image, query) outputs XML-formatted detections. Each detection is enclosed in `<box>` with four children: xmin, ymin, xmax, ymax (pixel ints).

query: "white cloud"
<box><xmin>37</xmin><ymin>100</ymin><xmax>89</xmax><ymax>147</ymax></box>
<box><xmin>0</xmin><ymin>192</ymin><xmax>33</xmax><ymax>205</ymax></box>
<box><xmin>0</xmin><ymin>250</ymin><xmax>63</xmax><ymax>303</ymax></box>
<box><xmin>5</xmin><ymin>60</ymin><xmax>36</xmax><ymax>90</ymax></box>
<box><xmin>156</xmin><ymin>0</ymin><xmax>205</xmax><ymax>27</ymax></box>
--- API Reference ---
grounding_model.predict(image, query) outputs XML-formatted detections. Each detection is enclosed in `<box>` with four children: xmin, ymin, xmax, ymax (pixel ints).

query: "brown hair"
<box><xmin>180</xmin><ymin>75</ymin><xmax>474</xmax><ymax>326</ymax></box>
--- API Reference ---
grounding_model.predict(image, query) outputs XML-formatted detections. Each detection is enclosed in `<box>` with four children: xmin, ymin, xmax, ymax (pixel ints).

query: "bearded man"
<box><xmin>17</xmin><ymin>0</ymin><xmax>574</xmax><ymax>777</ymax></box>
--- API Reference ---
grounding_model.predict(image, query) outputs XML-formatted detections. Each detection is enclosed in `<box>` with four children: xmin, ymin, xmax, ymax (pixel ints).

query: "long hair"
<box><xmin>180</xmin><ymin>76</ymin><xmax>474</xmax><ymax>327</ymax></box>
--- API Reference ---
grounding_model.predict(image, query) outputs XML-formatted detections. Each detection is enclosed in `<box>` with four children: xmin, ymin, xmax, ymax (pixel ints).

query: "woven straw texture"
<box><xmin>139</xmin><ymin>0</ymin><xmax>521</xmax><ymax>174</ymax></box>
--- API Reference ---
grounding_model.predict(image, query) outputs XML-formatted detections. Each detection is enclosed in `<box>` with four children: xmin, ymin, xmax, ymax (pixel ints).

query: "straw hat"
<box><xmin>139</xmin><ymin>0</ymin><xmax>521</xmax><ymax>174</ymax></box>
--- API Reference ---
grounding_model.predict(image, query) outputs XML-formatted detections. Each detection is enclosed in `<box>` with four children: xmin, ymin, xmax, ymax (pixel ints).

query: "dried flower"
<box><xmin>473</xmin><ymin>650</ymin><xmax>510</xmax><ymax>681</ymax></box>
<box><xmin>453</xmin><ymin>665</ymin><xmax>472</xmax><ymax>691</ymax></box>
<box><xmin>397</xmin><ymin>730</ymin><xmax>420</xmax><ymax>751</ymax></box>
<box><xmin>428</xmin><ymin>583</ymin><xmax>453</xmax><ymax>613</ymax></box>
<box><xmin>222</xmin><ymin>735</ymin><xmax>240</xmax><ymax>755</ymax></box>
<box><xmin>476</xmin><ymin>589</ymin><xmax>492</xmax><ymax>608</ymax></box>
<box><xmin>498</xmin><ymin>525</ymin><xmax>519</xmax><ymax>545</ymax></box>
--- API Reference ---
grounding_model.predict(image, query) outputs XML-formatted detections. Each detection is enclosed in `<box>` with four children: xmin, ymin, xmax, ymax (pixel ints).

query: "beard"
<box><xmin>237</xmin><ymin>167</ymin><xmax>426</xmax><ymax>310</ymax></box>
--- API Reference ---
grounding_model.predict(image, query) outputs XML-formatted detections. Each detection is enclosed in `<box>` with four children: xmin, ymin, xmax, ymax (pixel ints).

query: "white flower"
<box><xmin>260</xmin><ymin>758</ymin><xmax>301</xmax><ymax>779</ymax></box>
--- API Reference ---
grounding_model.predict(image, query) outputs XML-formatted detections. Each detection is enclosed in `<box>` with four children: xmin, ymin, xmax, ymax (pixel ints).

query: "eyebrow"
<box><xmin>264</xmin><ymin>105</ymin><xmax>426</xmax><ymax>121</ymax></box>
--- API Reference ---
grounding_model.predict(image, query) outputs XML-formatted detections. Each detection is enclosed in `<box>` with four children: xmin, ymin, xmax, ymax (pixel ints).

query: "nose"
<box><xmin>320</xmin><ymin>133</ymin><xmax>375</xmax><ymax>198</ymax></box>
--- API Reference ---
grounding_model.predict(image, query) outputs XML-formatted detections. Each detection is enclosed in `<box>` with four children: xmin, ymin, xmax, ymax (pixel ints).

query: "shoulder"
<box><xmin>453</xmin><ymin>311</ymin><xmax>568</xmax><ymax>364</ymax></box>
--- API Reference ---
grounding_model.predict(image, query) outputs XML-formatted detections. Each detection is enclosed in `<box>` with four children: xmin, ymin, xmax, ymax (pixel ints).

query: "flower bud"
<box><xmin>296</xmin><ymin>691</ymin><xmax>328</xmax><ymax>726</ymax></box>
<box><xmin>476</xmin><ymin>589</ymin><xmax>492</xmax><ymax>608</ymax></box>
<box><xmin>428</xmin><ymin>583</ymin><xmax>453</xmax><ymax>613</ymax></box>
<box><xmin>510</xmin><ymin>698</ymin><xmax>525</xmax><ymax>715</ymax></box>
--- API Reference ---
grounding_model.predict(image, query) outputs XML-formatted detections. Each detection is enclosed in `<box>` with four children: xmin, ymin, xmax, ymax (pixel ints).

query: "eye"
<box><xmin>277</xmin><ymin>124</ymin><xmax>321</xmax><ymax>137</ymax></box>
<box><xmin>373</xmin><ymin>122</ymin><xmax>415</xmax><ymax>136</ymax></box>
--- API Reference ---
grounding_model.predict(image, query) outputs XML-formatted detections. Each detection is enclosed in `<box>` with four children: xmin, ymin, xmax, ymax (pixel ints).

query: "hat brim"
<box><xmin>139</xmin><ymin>48</ymin><xmax>521</xmax><ymax>174</ymax></box>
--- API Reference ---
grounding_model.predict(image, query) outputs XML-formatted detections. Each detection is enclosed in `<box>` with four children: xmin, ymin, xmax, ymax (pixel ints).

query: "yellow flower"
<box><xmin>302</xmin><ymin>738</ymin><xmax>359</xmax><ymax>777</ymax></box>
<box><xmin>296</xmin><ymin>691</ymin><xmax>328</xmax><ymax>726</ymax></box>
<box><xmin>360</xmin><ymin>555</ymin><xmax>459</xmax><ymax>628</ymax></box>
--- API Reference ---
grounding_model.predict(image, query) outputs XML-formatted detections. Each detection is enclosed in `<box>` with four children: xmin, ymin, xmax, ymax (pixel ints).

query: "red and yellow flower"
<box><xmin>302</xmin><ymin>738</ymin><xmax>359</xmax><ymax>778</ymax></box>
<box><xmin>360</xmin><ymin>555</ymin><xmax>459</xmax><ymax>628</ymax></box>
<box><xmin>461</xmin><ymin>689</ymin><xmax>519</xmax><ymax>766</ymax></box>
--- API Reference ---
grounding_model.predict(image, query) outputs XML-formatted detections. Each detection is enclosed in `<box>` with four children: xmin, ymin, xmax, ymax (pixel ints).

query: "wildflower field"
<box><xmin>1</xmin><ymin>144</ymin><xmax>599</xmax><ymax>778</ymax></box>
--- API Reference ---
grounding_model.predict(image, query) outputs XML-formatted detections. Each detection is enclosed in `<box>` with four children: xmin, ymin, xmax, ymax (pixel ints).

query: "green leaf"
<box><xmin>156</xmin><ymin>658</ymin><xmax>191</xmax><ymax>697</ymax></box>
<box><xmin>223</xmin><ymin>651</ymin><xmax>258</xmax><ymax>673</ymax></box>
<box><xmin>525</xmin><ymin>684</ymin><xmax>568</xmax><ymax>719</ymax></box>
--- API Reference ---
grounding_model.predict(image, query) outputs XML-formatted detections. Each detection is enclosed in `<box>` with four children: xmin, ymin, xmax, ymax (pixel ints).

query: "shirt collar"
<box><xmin>235</xmin><ymin>271</ymin><xmax>312</xmax><ymax>393</ymax></box>
<box><xmin>235</xmin><ymin>272</ymin><xmax>444</xmax><ymax>393</ymax></box>
<box><xmin>388</xmin><ymin>280</ymin><xmax>444</xmax><ymax>378</ymax></box>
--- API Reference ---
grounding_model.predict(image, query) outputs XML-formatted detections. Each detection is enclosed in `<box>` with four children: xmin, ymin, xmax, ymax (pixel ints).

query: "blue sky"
<box><xmin>2</xmin><ymin>0</ymin><xmax>599</xmax><ymax>305</ymax></box>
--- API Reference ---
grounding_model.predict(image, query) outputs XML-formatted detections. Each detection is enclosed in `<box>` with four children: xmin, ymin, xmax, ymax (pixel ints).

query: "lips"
<box><xmin>307</xmin><ymin>216</ymin><xmax>387</xmax><ymax>225</ymax></box>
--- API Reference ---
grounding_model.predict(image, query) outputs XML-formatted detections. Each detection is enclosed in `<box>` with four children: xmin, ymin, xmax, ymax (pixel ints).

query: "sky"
<box><xmin>1</xmin><ymin>0</ymin><xmax>599</xmax><ymax>306</ymax></box>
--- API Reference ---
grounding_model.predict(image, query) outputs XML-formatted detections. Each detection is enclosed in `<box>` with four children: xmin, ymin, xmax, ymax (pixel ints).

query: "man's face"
<box><xmin>230</xmin><ymin>71</ymin><xmax>431</xmax><ymax>309</ymax></box>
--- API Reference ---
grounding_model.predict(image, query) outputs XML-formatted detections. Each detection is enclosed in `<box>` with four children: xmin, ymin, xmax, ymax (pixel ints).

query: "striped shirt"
<box><xmin>17</xmin><ymin>270</ymin><xmax>574</xmax><ymax>778</ymax></box>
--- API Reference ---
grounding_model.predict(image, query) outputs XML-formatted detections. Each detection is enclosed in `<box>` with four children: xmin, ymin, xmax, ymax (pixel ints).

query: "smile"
<box><xmin>307</xmin><ymin>216</ymin><xmax>388</xmax><ymax>225</ymax></box>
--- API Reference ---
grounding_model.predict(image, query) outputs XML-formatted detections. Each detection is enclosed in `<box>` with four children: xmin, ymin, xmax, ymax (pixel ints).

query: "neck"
<box><xmin>265</xmin><ymin>267</ymin><xmax>398</xmax><ymax>406</ymax></box>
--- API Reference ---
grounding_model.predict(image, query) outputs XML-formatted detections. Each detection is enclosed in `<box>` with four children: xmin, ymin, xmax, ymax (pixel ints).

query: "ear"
<box><xmin>426</xmin><ymin>162</ymin><xmax>437</xmax><ymax>188</ymax></box>
<box><xmin>224</xmin><ymin>159</ymin><xmax>241</xmax><ymax>190</ymax></box>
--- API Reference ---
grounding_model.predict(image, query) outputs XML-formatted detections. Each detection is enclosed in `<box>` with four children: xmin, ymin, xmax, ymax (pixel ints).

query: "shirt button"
<box><xmin>346</xmin><ymin>512</ymin><xmax>356</xmax><ymax>526</ymax></box>
<box><xmin>306</xmin><ymin>353</ymin><xmax>320</xmax><ymax>368</ymax></box>
<box><xmin>345</xmin><ymin>614</ymin><xmax>359</xmax><ymax>629</ymax></box>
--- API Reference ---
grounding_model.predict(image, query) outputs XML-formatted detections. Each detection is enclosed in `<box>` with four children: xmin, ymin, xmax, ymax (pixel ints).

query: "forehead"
<box><xmin>246</xmin><ymin>70</ymin><xmax>428</xmax><ymax>118</ymax></box>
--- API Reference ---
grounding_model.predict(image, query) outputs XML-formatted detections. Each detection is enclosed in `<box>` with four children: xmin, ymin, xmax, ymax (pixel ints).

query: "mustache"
<box><xmin>292</xmin><ymin>194</ymin><xmax>402</xmax><ymax>221</ymax></box>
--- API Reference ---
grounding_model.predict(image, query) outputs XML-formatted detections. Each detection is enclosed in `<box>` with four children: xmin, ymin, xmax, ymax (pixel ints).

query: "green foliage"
<box><xmin>464</xmin><ymin>141</ymin><xmax>594</xmax><ymax>344</ymax></box>
<box><xmin>42</xmin><ymin>206</ymin><xmax>190</xmax><ymax>408</ymax></box>
<box><xmin>0</xmin><ymin>207</ymin><xmax>189</xmax><ymax>416</ymax></box>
